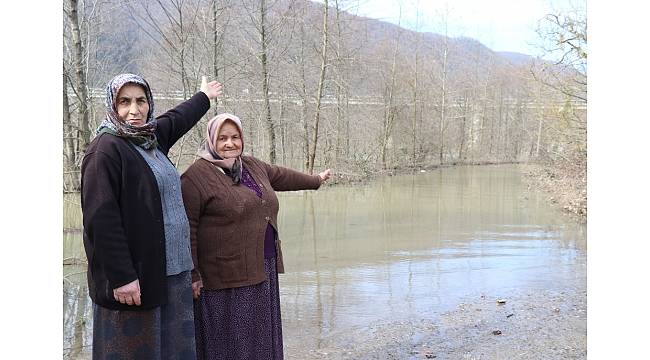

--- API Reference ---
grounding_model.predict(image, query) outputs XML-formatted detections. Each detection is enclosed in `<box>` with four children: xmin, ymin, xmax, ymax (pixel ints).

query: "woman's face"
<box><xmin>116</xmin><ymin>84</ymin><xmax>149</xmax><ymax>126</ymax></box>
<box><xmin>215</xmin><ymin>121</ymin><xmax>243</xmax><ymax>159</ymax></box>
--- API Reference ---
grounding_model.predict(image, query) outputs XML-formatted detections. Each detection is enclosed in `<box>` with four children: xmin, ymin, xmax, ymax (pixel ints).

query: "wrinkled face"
<box><xmin>215</xmin><ymin>120</ymin><xmax>243</xmax><ymax>159</ymax></box>
<box><xmin>116</xmin><ymin>84</ymin><xmax>149</xmax><ymax>127</ymax></box>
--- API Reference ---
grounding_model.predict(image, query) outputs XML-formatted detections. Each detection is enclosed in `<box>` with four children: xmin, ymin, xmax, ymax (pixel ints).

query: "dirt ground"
<box><xmin>289</xmin><ymin>286</ymin><xmax>587</xmax><ymax>360</ymax></box>
<box><xmin>521</xmin><ymin>163</ymin><xmax>586</xmax><ymax>223</ymax></box>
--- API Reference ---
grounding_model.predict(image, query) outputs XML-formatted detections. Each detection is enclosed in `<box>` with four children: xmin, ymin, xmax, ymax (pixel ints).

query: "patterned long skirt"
<box><xmin>194</xmin><ymin>257</ymin><xmax>283</xmax><ymax>360</ymax></box>
<box><xmin>92</xmin><ymin>271</ymin><xmax>196</xmax><ymax>360</ymax></box>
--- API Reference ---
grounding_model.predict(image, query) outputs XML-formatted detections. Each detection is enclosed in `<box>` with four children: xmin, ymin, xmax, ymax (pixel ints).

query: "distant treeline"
<box><xmin>63</xmin><ymin>0</ymin><xmax>586</xmax><ymax>192</ymax></box>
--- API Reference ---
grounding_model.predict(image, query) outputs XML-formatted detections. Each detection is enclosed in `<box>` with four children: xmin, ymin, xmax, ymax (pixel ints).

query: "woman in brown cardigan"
<box><xmin>181</xmin><ymin>113</ymin><xmax>331</xmax><ymax>360</ymax></box>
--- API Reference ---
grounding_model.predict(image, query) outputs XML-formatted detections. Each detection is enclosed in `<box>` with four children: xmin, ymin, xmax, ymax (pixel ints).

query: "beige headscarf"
<box><xmin>197</xmin><ymin>113</ymin><xmax>244</xmax><ymax>183</ymax></box>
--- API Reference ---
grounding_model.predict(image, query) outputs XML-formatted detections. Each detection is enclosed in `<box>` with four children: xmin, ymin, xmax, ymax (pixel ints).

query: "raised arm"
<box><xmin>155</xmin><ymin>77</ymin><xmax>223</xmax><ymax>151</ymax></box>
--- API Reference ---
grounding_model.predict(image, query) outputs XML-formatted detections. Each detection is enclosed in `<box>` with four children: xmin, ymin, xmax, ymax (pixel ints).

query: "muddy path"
<box><xmin>287</xmin><ymin>285</ymin><xmax>586</xmax><ymax>359</ymax></box>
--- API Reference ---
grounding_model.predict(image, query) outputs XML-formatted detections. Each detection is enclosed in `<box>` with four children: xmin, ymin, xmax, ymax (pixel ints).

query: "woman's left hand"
<box><xmin>318</xmin><ymin>169</ymin><xmax>332</xmax><ymax>184</ymax></box>
<box><xmin>200</xmin><ymin>76</ymin><xmax>223</xmax><ymax>100</ymax></box>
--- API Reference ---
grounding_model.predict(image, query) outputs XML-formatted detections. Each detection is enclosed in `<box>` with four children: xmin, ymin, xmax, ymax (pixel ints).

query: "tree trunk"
<box><xmin>536</xmin><ymin>106</ymin><xmax>544</xmax><ymax>159</ymax></box>
<box><xmin>458</xmin><ymin>97</ymin><xmax>468</xmax><ymax>161</ymax></box>
<box><xmin>380</xmin><ymin>10</ymin><xmax>402</xmax><ymax>170</ymax></box>
<box><xmin>334</xmin><ymin>2</ymin><xmax>342</xmax><ymax>168</ymax></box>
<box><xmin>307</xmin><ymin>0</ymin><xmax>329</xmax><ymax>175</ymax></box>
<box><xmin>63</xmin><ymin>64</ymin><xmax>78</xmax><ymax>191</ymax></box>
<box><xmin>278</xmin><ymin>95</ymin><xmax>287</xmax><ymax>165</ymax></box>
<box><xmin>301</xmin><ymin>76</ymin><xmax>310</xmax><ymax>171</ymax></box>
<box><xmin>212</xmin><ymin>0</ymin><xmax>220</xmax><ymax>117</ymax></box>
<box><xmin>298</xmin><ymin>20</ymin><xmax>310</xmax><ymax>171</ymax></box>
<box><xmin>67</xmin><ymin>0</ymin><xmax>90</xmax><ymax>157</ymax></box>
<box><xmin>412</xmin><ymin>31</ymin><xmax>421</xmax><ymax>168</ymax></box>
<box><xmin>260</xmin><ymin>0</ymin><xmax>276</xmax><ymax>163</ymax></box>
<box><xmin>439</xmin><ymin>41</ymin><xmax>448</xmax><ymax>165</ymax></box>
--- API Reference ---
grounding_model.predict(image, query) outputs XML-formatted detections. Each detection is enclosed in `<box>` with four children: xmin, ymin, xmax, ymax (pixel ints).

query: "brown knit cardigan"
<box><xmin>180</xmin><ymin>156</ymin><xmax>321</xmax><ymax>290</ymax></box>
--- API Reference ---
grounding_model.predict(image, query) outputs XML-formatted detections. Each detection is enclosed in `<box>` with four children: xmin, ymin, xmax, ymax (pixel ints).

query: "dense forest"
<box><xmin>63</xmin><ymin>0</ymin><xmax>586</xmax><ymax>214</ymax></box>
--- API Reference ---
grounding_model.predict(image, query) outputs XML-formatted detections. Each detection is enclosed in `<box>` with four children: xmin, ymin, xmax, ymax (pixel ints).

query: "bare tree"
<box><xmin>210</xmin><ymin>0</ymin><xmax>229</xmax><ymax>116</ymax></box>
<box><xmin>63</xmin><ymin>62</ymin><xmax>77</xmax><ymax>192</ymax></box>
<box><xmin>59</xmin><ymin>0</ymin><xmax>581</xmax><ymax>190</ymax></box>
<box><xmin>436</xmin><ymin>9</ymin><xmax>450</xmax><ymax>165</ymax></box>
<box><xmin>532</xmin><ymin>5</ymin><xmax>587</xmax><ymax>168</ymax></box>
<box><xmin>307</xmin><ymin>0</ymin><xmax>329</xmax><ymax>175</ymax></box>
<box><xmin>333</xmin><ymin>0</ymin><xmax>347</xmax><ymax>168</ymax></box>
<box><xmin>409</xmin><ymin>2</ymin><xmax>423</xmax><ymax>168</ymax></box>
<box><xmin>299</xmin><ymin>26</ymin><xmax>311</xmax><ymax>170</ymax></box>
<box><xmin>533</xmin><ymin>9</ymin><xmax>586</xmax><ymax>102</ymax></box>
<box><xmin>259</xmin><ymin>0</ymin><xmax>277</xmax><ymax>163</ymax></box>
<box><xmin>379</xmin><ymin>9</ymin><xmax>403</xmax><ymax>170</ymax></box>
<box><xmin>64</xmin><ymin>0</ymin><xmax>91</xmax><ymax>158</ymax></box>
<box><xmin>129</xmin><ymin>0</ymin><xmax>200</xmax><ymax>98</ymax></box>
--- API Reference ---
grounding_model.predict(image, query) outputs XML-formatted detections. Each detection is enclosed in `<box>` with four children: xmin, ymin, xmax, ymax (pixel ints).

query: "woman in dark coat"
<box><xmin>181</xmin><ymin>113</ymin><xmax>331</xmax><ymax>360</ymax></box>
<box><xmin>81</xmin><ymin>73</ymin><xmax>222</xmax><ymax>359</ymax></box>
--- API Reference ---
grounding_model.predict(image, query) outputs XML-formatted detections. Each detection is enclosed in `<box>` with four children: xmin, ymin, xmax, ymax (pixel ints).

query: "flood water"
<box><xmin>63</xmin><ymin>164</ymin><xmax>586</xmax><ymax>359</ymax></box>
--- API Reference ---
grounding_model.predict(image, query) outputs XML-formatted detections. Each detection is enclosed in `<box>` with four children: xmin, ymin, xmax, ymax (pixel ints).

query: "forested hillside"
<box><xmin>63</xmin><ymin>0</ymin><xmax>586</xmax><ymax>216</ymax></box>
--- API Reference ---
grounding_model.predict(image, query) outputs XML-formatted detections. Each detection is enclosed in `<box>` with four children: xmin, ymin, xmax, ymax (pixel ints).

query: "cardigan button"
<box><xmin>265</xmin><ymin>216</ymin><xmax>270</xmax><ymax>221</ymax></box>
<box><xmin>261</xmin><ymin>199</ymin><xmax>266</xmax><ymax>204</ymax></box>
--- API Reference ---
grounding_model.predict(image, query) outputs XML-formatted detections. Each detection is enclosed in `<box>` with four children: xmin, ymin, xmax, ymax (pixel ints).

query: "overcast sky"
<box><xmin>318</xmin><ymin>0</ymin><xmax>585</xmax><ymax>56</ymax></box>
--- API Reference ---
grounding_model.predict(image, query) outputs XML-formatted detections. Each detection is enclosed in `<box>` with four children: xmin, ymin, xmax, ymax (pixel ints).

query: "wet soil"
<box><xmin>288</xmin><ymin>286</ymin><xmax>586</xmax><ymax>359</ymax></box>
<box><xmin>522</xmin><ymin>163</ymin><xmax>587</xmax><ymax>223</ymax></box>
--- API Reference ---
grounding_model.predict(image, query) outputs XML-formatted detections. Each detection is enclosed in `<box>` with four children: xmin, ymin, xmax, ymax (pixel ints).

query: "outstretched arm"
<box><xmin>262</xmin><ymin>159</ymin><xmax>331</xmax><ymax>191</ymax></box>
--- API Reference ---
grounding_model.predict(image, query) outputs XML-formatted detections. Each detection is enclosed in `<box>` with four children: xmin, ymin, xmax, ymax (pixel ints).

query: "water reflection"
<box><xmin>63</xmin><ymin>265</ymin><xmax>91</xmax><ymax>359</ymax></box>
<box><xmin>276</xmin><ymin>165</ymin><xmax>585</xmax><ymax>356</ymax></box>
<box><xmin>63</xmin><ymin>164</ymin><xmax>586</xmax><ymax>359</ymax></box>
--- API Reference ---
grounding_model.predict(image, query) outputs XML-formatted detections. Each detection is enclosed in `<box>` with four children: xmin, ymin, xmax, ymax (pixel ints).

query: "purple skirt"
<box><xmin>194</xmin><ymin>257</ymin><xmax>283</xmax><ymax>360</ymax></box>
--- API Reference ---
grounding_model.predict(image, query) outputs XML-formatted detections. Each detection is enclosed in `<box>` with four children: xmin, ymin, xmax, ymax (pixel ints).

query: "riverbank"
<box><xmin>327</xmin><ymin>160</ymin><xmax>588</xmax><ymax>225</ymax></box>
<box><xmin>325</xmin><ymin>160</ymin><xmax>527</xmax><ymax>186</ymax></box>
<box><xmin>521</xmin><ymin>163</ymin><xmax>587</xmax><ymax>223</ymax></box>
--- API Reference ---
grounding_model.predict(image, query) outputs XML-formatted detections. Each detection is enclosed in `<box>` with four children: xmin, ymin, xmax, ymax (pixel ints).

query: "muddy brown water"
<box><xmin>63</xmin><ymin>164</ymin><xmax>586</xmax><ymax>359</ymax></box>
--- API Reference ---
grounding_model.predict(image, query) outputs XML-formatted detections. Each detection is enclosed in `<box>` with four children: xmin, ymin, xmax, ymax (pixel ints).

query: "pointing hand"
<box><xmin>200</xmin><ymin>76</ymin><xmax>223</xmax><ymax>100</ymax></box>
